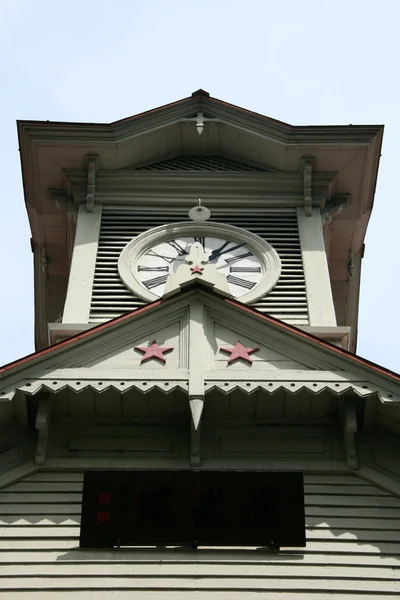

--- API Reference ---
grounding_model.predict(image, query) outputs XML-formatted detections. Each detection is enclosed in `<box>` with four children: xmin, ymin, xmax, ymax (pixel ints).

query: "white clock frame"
<box><xmin>118</xmin><ymin>221</ymin><xmax>281</xmax><ymax>304</ymax></box>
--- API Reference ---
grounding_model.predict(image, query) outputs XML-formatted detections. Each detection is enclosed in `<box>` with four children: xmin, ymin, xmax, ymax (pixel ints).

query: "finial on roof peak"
<box><xmin>191</xmin><ymin>89</ymin><xmax>210</xmax><ymax>98</ymax></box>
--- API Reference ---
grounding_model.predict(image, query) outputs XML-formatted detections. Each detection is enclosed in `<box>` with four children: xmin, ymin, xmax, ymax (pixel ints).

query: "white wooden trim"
<box><xmin>41</xmin><ymin>457</ymin><xmax>350</xmax><ymax>472</ymax></box>
<box><xmin>48</xmin><ymin>323</ymin><xmax>95</xmax><ymax>345</ymax></box>
<box><xmin>297</xmin><ymin>207</ymin><xmax>337</xmax><ymax>326</ymax></box>
<box><xmin>357</xmin><ymin>466</ymin><xmax>400</xmax><ymax>499</ymax></box>
<box><xmin>0</xmin><ymin>462</ymin><xmax>38</xmax><ymax>490</ymax></box>
<box><xmin>62</xmin><ymin>204</ymin><xmax>102</xmax><ymax>324</ymax></box>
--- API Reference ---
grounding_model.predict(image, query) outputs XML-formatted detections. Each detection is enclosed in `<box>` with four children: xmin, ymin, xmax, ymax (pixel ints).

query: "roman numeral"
<box><xmin>143</xmin><ymin>274</ymin><xmax>169</xmax><ymax>289</ymax></box>
<box><xmin>225</xmin><ymin>252</ymin><xmax>253</xmax><ymax>264</ymax></box>
<box><xmin>167</xmin><ymin>240</ymin><xmax>188</xmax><ymax>256</ymax></box>
<box><xmin>226</xmin><ymin>274</ymin><xmax>256</xmax><ymax>290</ymax></box>
<box><xmin>138</xmin><ymin>266</ymin><xmax>169</xmax><ymax>272</ymax></box>
<box><xmin>193</xmin><ymin>237</ymin><xmax>205</xmax><ymax>247</ymax></box>
<box><xmin>229</xmin><ymin>266</ymin><xmax>261</xmax><ymax>273</ymax></box>
<box><xmin>146</xmin><ymin>250</ymin><xmax>175</xmax><ymax>264</ymax></box>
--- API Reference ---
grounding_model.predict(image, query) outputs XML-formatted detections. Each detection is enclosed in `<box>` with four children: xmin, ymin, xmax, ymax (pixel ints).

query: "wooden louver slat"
<box><xmin>89</xmin><ymin>209</ymin><xmax>309</xmax><ymax>325</ymax></box>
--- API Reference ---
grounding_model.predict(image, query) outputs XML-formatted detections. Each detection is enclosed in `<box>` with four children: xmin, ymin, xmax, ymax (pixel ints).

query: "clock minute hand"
<box><xmin>208</xmin><ymin>242</ymin><xmax>246</xmax><ymax>262</ymax></box>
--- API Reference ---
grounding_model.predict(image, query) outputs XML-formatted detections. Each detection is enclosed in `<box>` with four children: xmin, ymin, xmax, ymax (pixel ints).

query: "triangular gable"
<box><xmin>0</xmin><ymin>285</ymin><xmax>399</xmax><ymax>405</ymax></box>
<box><xmin>111</xmin><ymin>89</ymin><xmax>294</xmax><ymax>143</ymax></box>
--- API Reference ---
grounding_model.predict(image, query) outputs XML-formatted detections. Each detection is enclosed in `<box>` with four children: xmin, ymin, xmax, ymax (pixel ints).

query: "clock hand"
<box><xmin>208</xmin><ymin>242</ymin><xmax>246</xmax><ymax>262</ymax></box>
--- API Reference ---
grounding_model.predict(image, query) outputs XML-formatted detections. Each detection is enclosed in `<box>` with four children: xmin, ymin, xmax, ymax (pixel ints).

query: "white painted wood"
<box><xmin>0</xmin><ymin>470</ymin><xmax>400</xmax><ymax>597</ymax></box>
<box><xmin>2</xmin><ymin>289</ymin><xmax>399</xmax><ymax>407</ymax></box>
<box><xmin>62</xmin><ymin>204</ymin><xmax>102</xmax><ymax>324</ymax></box>
<box><xmin>0</xmin><ymin>462</ymin><xmax>37</xmax><ymax>491</ymax></box>
<box><xmin>358</xmin><ymin>465</ymin><xmax>400</xmax><ymax>498</ymax></box>
<box><xmin>0</xmin><ymin>575</ymin><xmax>400</xmax><ymax>591</ymax></box>
<box><xmin>188</xmin><ymin>300</ymin><xmax>206</xmax><ymax>398</ymax></box>
<box><xmin>2</xmin><ymin>593</ymin><xmax>398</xmax><ymax>600</ymax></box>
<box><xmin>1</xmin><ymin>548</ymin><xmax>400</xmax><ymax>566</ymax></box>
<box><xmin>3</xmin><ymin>563</ymin><xmax>400</xmax><ymax>578</ymax></box>
<box><xmin>297</xmin><ymin>207</ymin><xmax>337</xmax><ymax>326</ymax></box>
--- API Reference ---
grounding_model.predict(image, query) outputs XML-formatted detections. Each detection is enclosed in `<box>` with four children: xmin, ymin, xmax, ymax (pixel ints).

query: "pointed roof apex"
<box><xmin>191</xmin><ymin>89</ymin><xmax>210</xmax><ymax>98</ymax></box>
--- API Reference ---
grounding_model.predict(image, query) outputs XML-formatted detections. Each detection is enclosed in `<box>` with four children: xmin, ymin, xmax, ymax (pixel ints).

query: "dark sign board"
<box><xmin>80</xmin><ymin>470</ymin><xmax>305</xmax><ymax>549</ymax></box>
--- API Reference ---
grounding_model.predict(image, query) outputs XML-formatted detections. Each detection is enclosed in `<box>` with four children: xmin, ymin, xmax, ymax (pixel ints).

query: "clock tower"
<box><xmin>2</xmin><ymin>90</ymin><xmax>400</xmax><ymax>597</ymax></box>
<box><xmin>19</xmin><ymin>88</ymin><xmax>382</xmax><ymax>354</ymax></box>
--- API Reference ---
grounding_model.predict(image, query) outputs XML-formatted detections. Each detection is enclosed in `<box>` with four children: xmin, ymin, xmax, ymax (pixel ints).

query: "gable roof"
<box><xmin>1</xmin><ymin>283</ymin><xmax>399</xmax><ymax>390</ymax></box>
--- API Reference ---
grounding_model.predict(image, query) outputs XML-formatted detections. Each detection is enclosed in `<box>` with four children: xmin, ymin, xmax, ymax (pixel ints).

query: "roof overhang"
<box><xmin>1</xmin><ymin>285</ymin><xmax>398</xmax><ymax>405</ymax></box>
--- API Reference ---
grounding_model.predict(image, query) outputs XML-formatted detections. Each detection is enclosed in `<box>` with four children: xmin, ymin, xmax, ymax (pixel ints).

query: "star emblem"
<box><xmin>135</xmin><ymin>339</ymin><xmax>173</xmax><ymax>363</ymax></box>
<box><xmin>190</xmin><ymin>265</ymin><xmax>204</xmax><ymax>275</ymax></box>
<box><xmin>220</xmin><ymin>341</ymin><xmax>259</xmax><ymax>364</ymax></box>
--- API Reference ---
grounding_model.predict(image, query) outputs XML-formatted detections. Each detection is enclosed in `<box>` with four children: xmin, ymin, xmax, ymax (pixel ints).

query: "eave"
<box><xmin>0</xmin><ymin>285</ymin><xmax>399</xmax><ymax>402</ymax></box>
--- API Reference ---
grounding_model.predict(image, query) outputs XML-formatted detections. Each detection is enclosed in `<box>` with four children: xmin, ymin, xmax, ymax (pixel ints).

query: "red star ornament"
<box><xmin>220</xmin><ymin>341</ymin><xmax>259</xmax><ymax>364</ymax></box>
<box><xmin>191</xmin><ymin>265</ymin><xmax>204</xmax><ymax>275</ymax></box>
<box><xmin>135</xmin><ymin>339</ymin><xmax>173</xmax><ymax>364</ymax></box>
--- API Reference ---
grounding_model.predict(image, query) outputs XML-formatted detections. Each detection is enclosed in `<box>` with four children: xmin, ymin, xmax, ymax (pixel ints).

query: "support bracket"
<box><xmin>34</xmin><ymin>394</ymin><xmax>51</xmax><ymax>466</ymax></box>
<box><xmin>301</xmin><ymin>157</ymin><xmax>314</xmax><ymax>216</ymax></box>
<box><xmin>86</xmin><ymin>154</ymin><xmax>99</xmax><ymax>213</ymax></box>
<box><xmin>343</xmin><ymin>397</ymin><xmax>358</xmax><ymax>470</ymax></box>
<box><xmin>50</xmin><ymin>189</ymin><xmax>78</xmax><ymax>222</ymax></box>
<box><xmin>322</xmin><ymin>195</ymin><xmax>348</xmax><ymax>224</ymax></box>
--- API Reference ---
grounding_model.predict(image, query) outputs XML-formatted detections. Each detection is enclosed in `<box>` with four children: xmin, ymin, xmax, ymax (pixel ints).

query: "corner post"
<box><xmin>297</xmin><ymin>207</ymin><xmax>337</xmax><ymax>326</ymax></box>
<box><xmin>62</xmin><ymin>203</ymin><xmax>102</xmax><ymax>324</ymax></box>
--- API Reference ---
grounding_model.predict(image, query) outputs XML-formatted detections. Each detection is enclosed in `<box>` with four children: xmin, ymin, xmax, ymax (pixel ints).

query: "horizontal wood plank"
<box><xmin>0</xmin><ymin>575</ymin><xmax>399</xmax><ymax>591</ymax></box>
<box><xmin>3</xmin><ymin>593</ymin><xmax>399</xmax><ymax>600</ymax></box>
<box><xmin>22</xmin><ymin>472</ymin><xmax>370</xmax><ymax>485</ymax></box>
<box><xmin>0</xmin><ymin>539</ymin><xmax>399</xmax><ymax>553</ymax></box>
<box><xmin>2</xmin><ymin>504</ymin><xmax>400</xmax><ymax>519</ymax></box>
<box><xmin>1</xmin><ymin>526</ymin><xmax>400</xmax><ymax>543</ymax></box>
<box><xmin>1</xmin><ymin>492</ymin><xmax>399</xmax><ymax>508</ymax></box>
<box><xmin>5</xmin><ymin>482</ymin><xmax>390</xmax><ymax>496</ymax></box>
<box><xmin>0</xmin><ymin>563</ymin><xmax>400</xmax><ymax>578</ymax></box>
<box><xmin>0</xmin><ymin>549</ymin><xmax>399</xmax><ymax>566</ymax></box>
<box><xmin>2</xmin><ymin>516</ymin><xmax>400</xmax><ymax>530</ymax></box>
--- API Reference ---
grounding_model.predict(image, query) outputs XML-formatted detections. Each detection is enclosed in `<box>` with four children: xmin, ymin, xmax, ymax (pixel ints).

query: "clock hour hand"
<box><xmin>208</xmin><ymin>242</ymin><xmax>246</xmax><ymax>262</ymax></box>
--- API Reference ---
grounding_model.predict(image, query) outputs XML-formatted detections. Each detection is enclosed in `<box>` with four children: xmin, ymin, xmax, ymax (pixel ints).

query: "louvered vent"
<box><xmin>90</xmin><ymin>208</ymin><xmax>308</xmax><ymax>325</ymax></box>
<box><xmin>134</xmin><ymin>155</ymin><xmax>269</xmax><ymax>172</ymax></box>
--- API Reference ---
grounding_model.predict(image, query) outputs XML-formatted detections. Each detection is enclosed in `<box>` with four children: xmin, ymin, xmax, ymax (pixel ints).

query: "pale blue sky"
<box><xmin>0</xmin><ymin>0</ymin><xmax>399</xmax><ymax>370</ymax></box>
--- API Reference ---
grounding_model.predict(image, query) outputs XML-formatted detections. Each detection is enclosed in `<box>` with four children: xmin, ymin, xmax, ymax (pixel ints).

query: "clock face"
<box><xmin>136</xmin><ymin>236</ymin><xmax>263</xmax><ymax>299</ymax></box>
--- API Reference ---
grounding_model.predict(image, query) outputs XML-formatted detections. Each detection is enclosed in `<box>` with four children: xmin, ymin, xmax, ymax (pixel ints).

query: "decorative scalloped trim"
<box><xmin>205</xmin><ymin>381</ymin><xmax>397</xmax><ymax>403</ymax></box>
<box><xmin>0</xmin><ymin>378</ymin><xmax>397</xmax><ymax>403</ymax></box>
<box><xmin>0</xmin><ymin>380</ymin><xmax>188</xmax><ymax>400</ymax></box>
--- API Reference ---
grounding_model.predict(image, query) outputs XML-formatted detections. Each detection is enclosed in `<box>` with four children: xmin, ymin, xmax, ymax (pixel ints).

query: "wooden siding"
<box><xmin>0</xmin><ymin>472</ymin><xmax>400</xmax><ymax>597</ymax></box>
